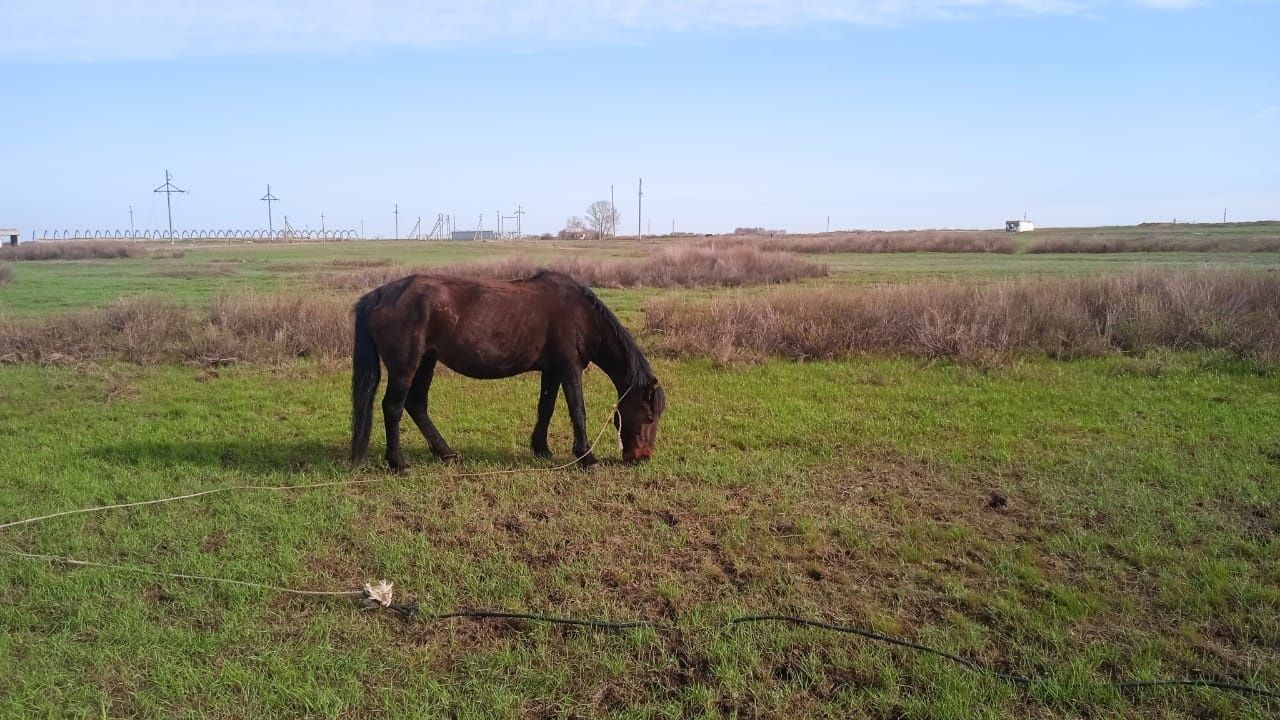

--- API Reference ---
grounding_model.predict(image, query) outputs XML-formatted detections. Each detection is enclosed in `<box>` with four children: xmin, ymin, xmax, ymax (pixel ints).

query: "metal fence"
<box><xmin>34</xmin><ymin>229</ymin><xmax>360</xmax><ymax>242</ymax></box>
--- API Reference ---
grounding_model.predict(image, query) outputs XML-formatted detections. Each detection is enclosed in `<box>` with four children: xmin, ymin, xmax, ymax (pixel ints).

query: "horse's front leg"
<box><xmin>530</xmin><ymin>371</ymin><xmax>560</xmax><ymax>459</ymax></box>
<box><xmin>560</xmin><ymin>369</ymin><xmax>598</xmax><ymax>468</ymax></box>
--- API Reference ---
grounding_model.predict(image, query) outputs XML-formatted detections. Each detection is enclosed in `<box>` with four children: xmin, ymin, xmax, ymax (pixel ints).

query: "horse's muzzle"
<box><xmin>624</xmin><ymin>445</ymin><xmax>653</xmax><ymax>463</ymax></box>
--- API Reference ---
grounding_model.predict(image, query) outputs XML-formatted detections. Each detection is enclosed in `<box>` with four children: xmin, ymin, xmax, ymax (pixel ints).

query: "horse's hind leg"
<box><xmin>405</xmin><ymin>353</ymin><xmax>458</xmax><ymax>463</ymax></box>
<box><xmin>530</xmin><ymin>371</ymin><xmax>560</xmax><ymax>458</ymax></box>
<box><xmin>381</xmin><ymin>363</ymin><xmax>415</xmax><ymax>474</ymax></box>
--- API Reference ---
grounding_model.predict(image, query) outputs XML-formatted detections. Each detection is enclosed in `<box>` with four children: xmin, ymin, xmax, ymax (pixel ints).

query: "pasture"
<box><xmin>1</xmin><ymin>228</ymin><xmax>1277</xmax><ymax>718</ymax></box>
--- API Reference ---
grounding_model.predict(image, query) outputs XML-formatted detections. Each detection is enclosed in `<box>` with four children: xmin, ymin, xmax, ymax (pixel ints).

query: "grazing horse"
<box><xmin>349</xmin><ymin>270</ymin><xmax>666</xmax><ymax>472</ymax></box>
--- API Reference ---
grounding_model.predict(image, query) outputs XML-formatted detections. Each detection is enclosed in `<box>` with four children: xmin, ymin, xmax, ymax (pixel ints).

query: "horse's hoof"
<box><xmin>388</xmin><ymin>464</ymin><xmax>409</xmax><ymax>475</ymax></box>
<box><xmin>532</xmin><ymin>447</ymin><xmax>552</xmax><ymax>460</ymax></box>
<box><xmin>440</xmin><ymin>452</ymin><xmax>461</xmax><ymax>465</ymax></box>
<box><xmin>577</xmin><ymin>453</ymin><xmax>600</xmax><ymax>470</ymax></box>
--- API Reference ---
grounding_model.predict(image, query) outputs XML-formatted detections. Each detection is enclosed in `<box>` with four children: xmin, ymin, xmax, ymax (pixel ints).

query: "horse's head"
<box><xmin>616</xmin><ymin>379</ymin><xmax>666</xmax><ymax>463</ymax></box>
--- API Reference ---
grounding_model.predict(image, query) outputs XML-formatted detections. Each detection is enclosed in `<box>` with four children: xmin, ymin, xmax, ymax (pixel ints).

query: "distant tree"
<box><xmin>585</xmin><ymin>201</ymin><xmax>619</xmax><ymax>238</ymax></box>
<box><xmin>565</xmin><ymin>216</ymin><xmax>587</xmax><ymax>231</ymax></box>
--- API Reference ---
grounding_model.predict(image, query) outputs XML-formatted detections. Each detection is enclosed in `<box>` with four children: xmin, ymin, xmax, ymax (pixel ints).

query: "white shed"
<box><xmin>0</xmin><ymin>228</ymin><xmax>18</xmax><ymax>246</ymax></box>
<box><xmin>1005</xmin><ymin>220</ymin><xmax>1035</xmax><ymax>233</ymax></box>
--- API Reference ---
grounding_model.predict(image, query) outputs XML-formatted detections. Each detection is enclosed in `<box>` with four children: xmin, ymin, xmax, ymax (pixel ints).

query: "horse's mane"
<box><xmin>549</xmin><ymin>271</ymin><xmax>653</xmax><ymax>390</ymax></box>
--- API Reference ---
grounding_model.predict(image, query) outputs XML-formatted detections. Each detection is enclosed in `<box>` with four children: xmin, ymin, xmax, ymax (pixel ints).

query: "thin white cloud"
<box><xmin>1129</xmin><ymin>0</ymin><xmax>1200</xmax><ymax>7</ymax></box>
<box><xmin>0</xmin><ymin>1</ymin><xmax>1210</xmax><ymax>61</ymax></box>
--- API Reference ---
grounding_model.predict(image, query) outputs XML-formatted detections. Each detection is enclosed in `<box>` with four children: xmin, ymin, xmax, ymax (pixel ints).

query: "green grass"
<box><xmin>0</xmin><ymin>239</ymin><xmax>647</xmax><ymax>318</ymax></box>
<box><xmin>1</xmin><ymin>233</ymin><xmax>1278</xmax><ymax>718</ymax></box>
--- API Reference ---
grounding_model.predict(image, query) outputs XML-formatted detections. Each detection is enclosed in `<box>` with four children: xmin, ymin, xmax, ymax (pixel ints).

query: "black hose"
<box><xmin>380</xmin><ymin>601</ymin><xmax>1278</xmax><ymax>701</ymax></box>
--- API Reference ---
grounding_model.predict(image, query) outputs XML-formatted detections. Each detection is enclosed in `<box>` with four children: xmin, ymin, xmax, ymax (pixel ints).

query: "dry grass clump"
<box><xmin>328</xmin><ymin>245</ymin><xmax>828</xmax><ymax>290</ymax></box>
<box><xmin>0</xmin><ymin>295</ymin><xmax>350</xmax><ymax>366</ymax></box>
<box><xmin>708</xmin><ymin>231</ymin><xmax>1015</xmax><ymax>254</ymax></box>
<box><xmin>1026</xmin><ymin>235</ymin><xmax>1280</xmax><ymax>253</ymax></box>
<box><xmin>0</xmin><ymin>241</ymin><xmax>140</xmax><ymax>261</ymax></box>
<box><xmin>0</xmin><ymin>265</ymin><xmax>12</xmax><ymax>285</ymax></box>
<box><xmin>645</xmin><ymin>269</ymin><xmax>1280</xmax><ymax>365</ymax></box>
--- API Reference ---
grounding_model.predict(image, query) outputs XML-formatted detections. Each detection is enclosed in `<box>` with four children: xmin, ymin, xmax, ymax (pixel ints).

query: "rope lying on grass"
<box><xmin>2</xmin><ymin>389</ymin><xmax>1276</xmax><ymax>703</ymax></box>
<box><xmin>5</xmin><ymin>547</ymin><xmax>1278</xmax><ymax>702</ymax></box>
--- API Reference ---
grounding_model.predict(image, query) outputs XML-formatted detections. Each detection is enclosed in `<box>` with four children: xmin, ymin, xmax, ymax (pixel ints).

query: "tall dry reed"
<box><xmin>0</xmin><ymin>241</ymin><xmax>140</xmax><ymax>261</ymax></box>
<box><xmin>707</xmin><ymin>231</ymin><xmax>1015</xmax><ymax>254</ymax></box>
<box><xmin>0</xmin><ymin>295</ymin><xmax>350</xmax><ymax>365</ymax></box>
<box><xmin>645</xmin><ymin>269</ymin><xmax>1280</xmax><ymax>365</ymax></box>
<box><xmin>1025</xmin><ymin>235</ymin><xmax>1280</xmax><ymax>253</ymax></box>
<box><xmin>327</xmin><ymin>245</ymin><xmax>828</xmax><ymax>290</ymax></box>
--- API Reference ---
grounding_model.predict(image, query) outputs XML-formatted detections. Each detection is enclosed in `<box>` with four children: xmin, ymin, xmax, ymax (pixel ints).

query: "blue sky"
<box><xmin>1</xmin><ymin>1</ymin><xmax>1276</xmax><ymax>236</ymax></box>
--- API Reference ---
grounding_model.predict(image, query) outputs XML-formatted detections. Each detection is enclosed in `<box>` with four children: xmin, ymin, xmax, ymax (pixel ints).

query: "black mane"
<box><xmin>565</xmin><ymin>275</ymin><xmax>654</xmax><ymax>392</ymax></box>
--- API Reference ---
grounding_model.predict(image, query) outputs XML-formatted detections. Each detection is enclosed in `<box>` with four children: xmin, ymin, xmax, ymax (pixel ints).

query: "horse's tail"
<box><xmin>350</xmin><ymin>289</ymin><xmax>382</xmax><ymax>468</ymax></box>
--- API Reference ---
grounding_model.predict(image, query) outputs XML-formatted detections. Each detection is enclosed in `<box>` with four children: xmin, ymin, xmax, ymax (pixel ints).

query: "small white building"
<box><xmin>1</xmin><ymin>228</ymin><xmax>18</xmax><ymax>246</ymax></box>
<box><xmin>1005</xmin><ymin>220</ymin><xmax>1035</xmax><ymax>233</ymax></box>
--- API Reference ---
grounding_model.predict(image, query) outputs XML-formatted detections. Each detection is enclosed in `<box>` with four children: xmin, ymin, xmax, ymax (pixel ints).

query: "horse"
<box><xmin>349</xmin><ymin>270</ymin><xmax>667</xmax><ymax>472</ymax></box>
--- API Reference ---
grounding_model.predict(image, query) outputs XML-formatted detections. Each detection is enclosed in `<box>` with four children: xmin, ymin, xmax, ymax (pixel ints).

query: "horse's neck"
<box><xmin>591</xmin><ymin>321</ymin><xmax>645</xmax><ymax>396</ymax></box>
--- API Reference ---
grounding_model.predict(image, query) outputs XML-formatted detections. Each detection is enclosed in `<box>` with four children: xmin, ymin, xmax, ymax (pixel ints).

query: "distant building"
<box><xmin>451</xmin><ymin>230</ymin><xmax>497</xmax><ymax>241</ymax></box>
<box><xmin>558</xmin><ymin>227</ymin><xmax>599</xmax><ymax>241</ymax></box>
<box><xmin>0</xmin><ymin>228</ymin><xmax>18</xmax><ymax>246</ymax></box>
<box><xmin>1005</xmin><ymin>220</ymin><xmax>1035</xmax><ymax>232</ymax></box>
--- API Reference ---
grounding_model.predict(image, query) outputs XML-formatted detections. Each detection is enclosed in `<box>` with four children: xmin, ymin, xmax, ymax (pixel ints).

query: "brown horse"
<box><xmin>349</xmin><ymin>270</ymin><xmax>666</xmax><ymax>472</ymax></box>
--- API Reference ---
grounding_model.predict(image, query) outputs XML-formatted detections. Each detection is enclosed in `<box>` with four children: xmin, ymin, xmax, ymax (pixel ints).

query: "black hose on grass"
<box><xmin>384</xmin><ymin>602</ymin><xmax>1279</xmax><ymax>701</ymax></box>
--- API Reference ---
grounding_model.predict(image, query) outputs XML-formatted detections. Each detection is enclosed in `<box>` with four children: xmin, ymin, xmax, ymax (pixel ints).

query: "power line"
<box><xmin>260</xmin><ymin>184</ymin><xmax>279</xmax><ymax>235</ymax></box>
<box><xmin>637</xmin><ymin>178</ymin><xmax>643</xmax><ymax>241</ymax></box>
<box><xmin>152</xmin><ymin>170</ymin><xmax>185</xmax><ymax>245</ymax></box>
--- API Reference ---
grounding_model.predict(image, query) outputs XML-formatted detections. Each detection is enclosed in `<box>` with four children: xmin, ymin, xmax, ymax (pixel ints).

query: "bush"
<box><xmin>0</xmin><ymin>265</ymin><xmax>11</xmax><ymax>285</ymax></box>
<box><xmin>327</xmin><ymin>245</ymin><xmax>828</xmax><ymax>290</ymax></box>
<box><xmin>0</xmin><ymin>241</ymin><xmax>139</xmax><ymax>261</ymax></box>
<box><xmin>0</xmin><ymin>295</ymin><xmax>350</xmax><ymax>366</ymax></box>
<box><xmin>706</xmin><ymin>231</ymin><xmax>1015</xmax><ymax>254</ymax></box>
<box><xmin>1025</xmin><ymin>235</ymin><xmax>1280</xmax><ymax>253</ymax></box>
<box><xmin>644</xmin><ymin>269</ymin><xmax>1280</xmax><ymax>365</ymax></box>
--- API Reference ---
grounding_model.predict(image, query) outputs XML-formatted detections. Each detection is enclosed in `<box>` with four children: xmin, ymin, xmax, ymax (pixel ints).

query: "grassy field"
<box><xmin>1</xmin><ymin>229</ymin><xmax>1278</xmax><ymax>718</ymax></box>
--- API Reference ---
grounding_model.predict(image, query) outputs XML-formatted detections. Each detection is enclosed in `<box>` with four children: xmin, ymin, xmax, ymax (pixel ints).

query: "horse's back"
<box><xmin>364</xmin><ymin>270</ymin><xmax>594</xmax><ymax>378</ymax></box>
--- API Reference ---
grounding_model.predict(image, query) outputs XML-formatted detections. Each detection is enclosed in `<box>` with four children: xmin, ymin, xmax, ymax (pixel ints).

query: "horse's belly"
<box><xmin>432</xmin><ymin>328</ymin><xmax>545</xmax><ymax>379</ymax></box>
<box><xmin>438</xmin><ymin>351</ymin><xmax>535</xmax><ymax>380</ymax></box>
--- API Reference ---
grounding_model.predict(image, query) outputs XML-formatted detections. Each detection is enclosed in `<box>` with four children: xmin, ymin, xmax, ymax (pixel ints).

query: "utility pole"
<box><xmin>153</xmin><ymin>170</ymin><xmax>185</xmax><ymax>245</ymax></box>
<box><xmin>1223</xmin><ymin>208</ymin><xmax>1227</xmax><ymax>223</ymax></box>
<box><xmin>321</xmin><ymin>213</ymin><xmax>326</xmax><ymax>233</ymax></box>
<box><xmin>128</xmin><ymin>205</ymin><xmax>135</xmax><ymax>233</ymax></box>
<box><xmin>610</xmin><ymin>185</ymin><xmax>616</xmax><ymax>238</ymax></box>
<box><xmin>826</xmin><ymin>215</ymin><xmax>830</xmax><ymax>233</ymax></box>
<box><xmin>393</xmin><ymin>204</ymin><xmax>400</xmax><ymax>240</ymax></box>
<box><xmin>637</xmin><ymin>178</ymin><xmax>643</xmax><ymax>241</ymax></box>
<box><xmin>260</xmin><ymin>184</ymin><xmax>279</xmax><ymax>235</ymax></box>
<box><xmin>514</xmin><ymin>205</ymin><xmax>524</xmax><ymax>237</ymax></box>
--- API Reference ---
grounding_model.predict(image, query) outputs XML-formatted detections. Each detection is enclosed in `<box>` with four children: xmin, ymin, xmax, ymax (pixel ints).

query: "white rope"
<box><xmin>0</xmin><ymin>477</ymin><xmax>396</xmax><ymax>531</ymax></box>
<box><xmin>1</xmin><ymin>387</ymin><xmax>630</xmax><ymax>598</ymax></box>
<box><xmin>1</xmin><ymin>387</ymin><xmax>628</xmax><ymax>532</ymax></box>
<box><xmin>4</xmin><ymin>549</ymin><xmax>364</xmax><ymax>597</ymax></box>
